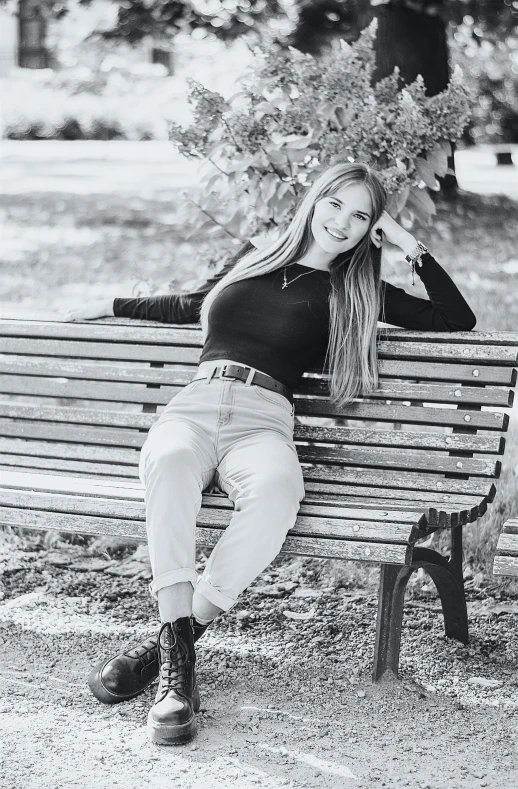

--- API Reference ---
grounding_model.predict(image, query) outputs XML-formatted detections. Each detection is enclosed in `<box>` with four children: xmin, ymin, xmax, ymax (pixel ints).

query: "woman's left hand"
<box><xmin>370</xmin><ymin>211</ymin><xmax>418</xmax><ymax>257</ymax></box>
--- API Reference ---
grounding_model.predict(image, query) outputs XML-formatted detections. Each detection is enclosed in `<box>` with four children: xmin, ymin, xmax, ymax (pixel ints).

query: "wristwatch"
<box><xmin>405</xmin><ymin>241</ymin><xmax>428</xmax><ymax>285</ymax></box>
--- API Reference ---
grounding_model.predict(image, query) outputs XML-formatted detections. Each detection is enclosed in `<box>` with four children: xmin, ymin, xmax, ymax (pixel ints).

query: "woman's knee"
<box><xmin>250</xmin><ymin>466</ymin><xmax>305</xmax><ymax>505</ymax></box>
<box><xmin>141</xmin><ymin>440</ymin><xmax>201</xmax><ymax>482</ymax></box>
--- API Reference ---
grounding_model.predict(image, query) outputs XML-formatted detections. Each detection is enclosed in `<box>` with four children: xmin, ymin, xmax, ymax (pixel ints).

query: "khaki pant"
<box><xmin>139</xmin><ymin>367</ymin><xmax>305</xmax><ymax>612</ymax></box>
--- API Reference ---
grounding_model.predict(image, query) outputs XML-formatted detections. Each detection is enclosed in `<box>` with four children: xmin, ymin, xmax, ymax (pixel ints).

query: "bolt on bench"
<box><xmin>1</xmin><ymin>316</ymin><xmax>517</xmax><ymax>680</ymax></box>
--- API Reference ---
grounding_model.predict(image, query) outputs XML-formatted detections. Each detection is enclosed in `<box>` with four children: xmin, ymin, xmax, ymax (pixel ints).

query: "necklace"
<box><xmin>282</xmin><ymin>266</ymin><xmax>317</xmax><ymax>289</ymax></box>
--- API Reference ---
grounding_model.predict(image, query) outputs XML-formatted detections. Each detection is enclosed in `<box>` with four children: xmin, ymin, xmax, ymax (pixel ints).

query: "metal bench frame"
<box><xmin>1</xmin><ymin>315</ymin><xmax>517</xmax><ymax>680</ymax></box>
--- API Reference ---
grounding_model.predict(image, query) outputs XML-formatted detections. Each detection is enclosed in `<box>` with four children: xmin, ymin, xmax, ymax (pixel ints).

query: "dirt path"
<box><xmin>1</xmin><ymin>536</ymin><xmax>517</xmax><ymax>789</ymax></box>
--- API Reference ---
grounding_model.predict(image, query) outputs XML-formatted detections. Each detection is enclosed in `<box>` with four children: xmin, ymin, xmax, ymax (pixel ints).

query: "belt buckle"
<box><xmin>219</xmin><ymin>364</ymin><xmax>237</xmax><ymax>381</ymax></box>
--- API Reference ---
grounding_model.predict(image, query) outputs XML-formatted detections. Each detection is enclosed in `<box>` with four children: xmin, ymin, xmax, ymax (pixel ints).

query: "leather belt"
<box><xmin>192</xmin><ymin>364</ymin><xmax>293</xmax><ymax>404</ymax></box>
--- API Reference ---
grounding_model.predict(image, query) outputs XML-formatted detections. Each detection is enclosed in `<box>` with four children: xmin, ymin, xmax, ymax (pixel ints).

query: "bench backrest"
<box><xmin>1</xmin><ymin>318</ymin><xmax>517</xmax><ymax>524</ymax></box>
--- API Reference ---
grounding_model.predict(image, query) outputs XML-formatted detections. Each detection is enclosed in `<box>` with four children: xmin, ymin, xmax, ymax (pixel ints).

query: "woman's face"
<box><xmin>310</xmin><ymin>183</ymin><xmax>373</xmax><ymax>255</ymax></box>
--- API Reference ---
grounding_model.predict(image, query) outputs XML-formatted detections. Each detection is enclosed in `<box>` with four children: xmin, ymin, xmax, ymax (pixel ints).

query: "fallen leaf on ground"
<box><xmin>467</xmin><ymin>677</ymin><xmax>503</xmax><ymax>688</ymax></box>
<box><xmin>283</xmin><ymin>609</ymin><xmax>315</xmax><ymax>621</ymax></box>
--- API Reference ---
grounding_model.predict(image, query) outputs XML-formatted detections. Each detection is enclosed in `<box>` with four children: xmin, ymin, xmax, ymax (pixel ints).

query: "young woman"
<box><xmin>64</xmin><ymin>163</ymin><xmax>475</xmax><ymax>746</ymax></box>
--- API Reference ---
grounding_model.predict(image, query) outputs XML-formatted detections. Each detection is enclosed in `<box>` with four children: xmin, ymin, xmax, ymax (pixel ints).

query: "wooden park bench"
<box><xmin>1</xmin><ymin>315</ymin><xmax>517</xmax><ymax>680</ymax></box>
<box><xmin>494</xmin><ymin>521</ymin><xmax>518</xmax><ymax>578</ymax></box>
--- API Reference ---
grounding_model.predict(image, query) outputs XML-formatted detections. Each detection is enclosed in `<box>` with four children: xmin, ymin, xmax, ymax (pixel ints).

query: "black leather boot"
<box><xmin>88</xmin><ymin>617</ymin><xmax>210</xmax><ymax>705</ymax></box>
<box><xmin>147</xmin><ymin>617</ymin><xmax>199</xmax><ymax>746</ymax></box>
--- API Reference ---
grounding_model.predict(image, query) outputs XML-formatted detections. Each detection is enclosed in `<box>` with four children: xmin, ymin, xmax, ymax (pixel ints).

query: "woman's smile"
<box><xmin>324</xmin><ymin>226</ymin><xmax>348</xmax><ymax>241</ymax></box>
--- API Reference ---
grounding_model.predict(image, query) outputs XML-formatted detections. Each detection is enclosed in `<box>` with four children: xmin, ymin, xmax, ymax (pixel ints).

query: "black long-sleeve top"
<box><xmin>114</xmin><ymin>241</ymin><xmax>476</xmax><ymax>391</ymax></box>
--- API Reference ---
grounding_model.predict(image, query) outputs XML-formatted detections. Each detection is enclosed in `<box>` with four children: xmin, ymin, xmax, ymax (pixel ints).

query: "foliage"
<box><xmin>451</xmin><ymin>16</ymin><xmax>518</xmax><ymax>144</ymax></box>
<box><xmin>168</xmin><ymin>22</ymin><xmax>471</xmax><ymax>256</ymax></box>
<box><xmin>8</xmin><ymin>0</ymin><xmax>287</xmax><ymax>45</ymax></box>
<box><xmin>1</xmin><ymin>65</ymin><xmax>190</xmax><ymax>141</ymax></box>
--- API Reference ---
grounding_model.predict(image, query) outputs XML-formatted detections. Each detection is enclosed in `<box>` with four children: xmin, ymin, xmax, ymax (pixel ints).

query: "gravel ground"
<box><xmin>1</xmin><ymin>531</ymin><xmax>517</xmax><ymax>789</ymax></box>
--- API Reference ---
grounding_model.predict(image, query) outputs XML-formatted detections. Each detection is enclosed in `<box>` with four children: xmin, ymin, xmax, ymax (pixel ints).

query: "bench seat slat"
<box><xmin>302</xmin><ymin>495</ymin><xmax>483</xmax><ymax>526</ymax></box>
<box><xmin>495</xmin><ymin>533</ymin><xmax>518</xmax><ymax>557</ymax></box>
<box><xmin>493</xmin><ymin>520</ymin><xmax>518</xmax><ymax>576</ymax></box>
<box><xmin>1</xmin><ymin>357</ymin><xmax>512</xmax><ymax>407</ymax></box>
<box><xmin>0</xmin><ymin>404</ymin><xmax>505</xmax><ymax>454</ymax></box>
<box><xmin>493</xmin><ymin>556</ymin><xmax>518</xmax><ymax>576</ymax></box>
<box><xmin>0</xmin><ymin>506</ymin><xmax>412</xmax><ymax>563</ymax></box>
<box><xmin>2</xmin><ymin>470</ymin><xmax>485</xmax><ymax>512</ymax></box>
<box><xmin>0</xmin><ymin>489</ymin><xmax>425</xmax><ymax>533</ymax></box>
<box><xmin>0</xmin><ymin>435</ymin><xmax>499</xmax><ymax>477</ymax></box>
<box><xmin>0</xmin><ymin>470</ymin><xmax>485</xmax><ymax>526</ymax></box>
<box><xmin>0</xmin><ymin>449</ymin><xmax>496</xmax><ymax>497</ymax></box>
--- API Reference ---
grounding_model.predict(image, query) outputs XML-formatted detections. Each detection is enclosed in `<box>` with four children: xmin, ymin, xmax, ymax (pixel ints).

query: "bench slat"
<box><xmin>0</xmin><ymin>378</ymin><xmax>507</xmax><ymax>430</ymax></box>
<box><xmin>493</xmin><ymin>556</ymin><xmax>518</xmax><ymax>576</ymax></box>
<box><xmin>501</xmin><ymin>518</ymin><xmax>518</xmax><ymax>535</ymax></box>
<box><xmin>0</xmin><ymin>404</ymin><xmax>505</xmax><ymax>454</ymax></box>
<box><xmin>379</xmin><ymin>341</ymin><xmax>517</xmax><ymax>364</ymax></box>
<box><xmin>1</xmin><ymin>357</ymin><xmax>512</xmax><ymax>407</ymax></box>
<box><xmin>375</xmin><ymin>330</ymin><xmax>518</xmax><ymax>347</ymax></box>
<box><xmin>0</xmin><ymin>489</ymin><xmax>424</xmax><ymax>533</ymax></box>
<box><xmin>377</xmin><ymin>360</ymin><xmax>515</xmax><ymax>386</ymax></box>
<box><xmin>2</xmin><ymin>338</ymin><xmax>515</xmax><ymax>385</ymax></box>
<box><xmin>2</xmin><ymin>470</ymin><xmax>487</xmax><ymax>527</ymax></box>
<box><xmin>495</xmin><ymin>533</ymin><xmax>518</xmax><ymax>556</ymax></box>
<box><xmin>0</xmin><ymin>507</ymin><xmax>411</xmax><ymax>564</ymax></box>
<box><xmin>300</xmin><ymin>446</ymin><xmax>498</xmax><ymax>477</ymax></box>
<box><xmin>3</xmin><ymin>320</ymin><xmax>518</xmax><ymax>346</ymax></box>
<box><xmin>0</xmin><ymin>455</ymin><xmax>139</xmax><ymax>477</ymax></box>
<box><xmin>0</xmin><ymin>338</ymin><xmax>200</xmax><ymax>365</ymax></box>
<box><xmin>0</xmin><ymin>418</ymin><xmax>504</xmax><ymax>456</ymax></box>
<box><xmin>2</xmin><ymin>321</ymin><xmax>517</xmax><ymax>364</ymax></box>
<box><xmin>0</xmin><ymin>435</ymin><xmax>499</xmax><ymax>477</ymax></box>
<box><xmin>0</xmin><ymin>446</ymin><xmax>496</xmax><ymax>499</ymax></box>
<box><xmin>0</xmin><ymin>469</ymin><xmax>485</xmax><ymax>526</ymax></box>
<box><xmin>304</xmin><ymin>465</ymin><xmax>495</xmax><ymax>498</ymax></box>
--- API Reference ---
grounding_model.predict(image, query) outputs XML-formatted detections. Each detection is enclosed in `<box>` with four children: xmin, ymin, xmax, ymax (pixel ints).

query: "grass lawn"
<box><xmin>1</xmin><ymin>183</ymin><xmax>517</xmax><ymax>579</ymax></box>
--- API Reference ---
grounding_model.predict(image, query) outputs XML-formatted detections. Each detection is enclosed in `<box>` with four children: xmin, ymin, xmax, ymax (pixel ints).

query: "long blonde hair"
<box><xmin>200</xmin><ymin>163</ymin><xmax>387</xmax><ymax>407</ymax></box>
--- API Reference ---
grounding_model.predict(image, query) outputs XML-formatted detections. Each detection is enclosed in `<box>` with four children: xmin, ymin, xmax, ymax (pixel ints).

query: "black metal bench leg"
<box><xmin>372</xmin><ymin>563</ymin><xmax>413</xmax><ymax>681</ymax></box>
<box><xmin>373</xmin><ymin>537</ymin><xmax>469</xmax><ymax>682</ymax></box>
<box><xmin>412</xmin><ymin>546</ymin><xmax>469</xmax><ymax>646</ymax></box>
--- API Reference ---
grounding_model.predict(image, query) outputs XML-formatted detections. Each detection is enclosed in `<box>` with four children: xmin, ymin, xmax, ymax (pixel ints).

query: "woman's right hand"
<box><xmin>61</xmin><ymin>298</ymin><xmax>115</xmax><ymax>322</ymax></box>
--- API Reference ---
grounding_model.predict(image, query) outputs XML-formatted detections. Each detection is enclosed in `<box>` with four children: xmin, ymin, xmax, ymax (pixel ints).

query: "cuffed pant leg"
<box><xmin>197</xmin><ymin>434</ymin><xmax>305</xmax><ymax>611</ymax></box>
<box><xmin>139</xmin><ymin>419</ymin><xmax>216</xmax><ymax>601</ymax></box>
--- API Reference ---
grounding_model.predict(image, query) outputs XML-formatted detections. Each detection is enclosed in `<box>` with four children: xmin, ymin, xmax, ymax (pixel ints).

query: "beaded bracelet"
<box><xmin>405</xmin><ymin>241</ymin><xmax>428</xmax><ymax>285</ymax></box>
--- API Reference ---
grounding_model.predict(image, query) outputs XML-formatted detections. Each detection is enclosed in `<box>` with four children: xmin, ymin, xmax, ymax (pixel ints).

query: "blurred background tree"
<box><xmin>2</xmin><ymin>0</ymin><xmax>517</xmax><ymax>150</ymax></box>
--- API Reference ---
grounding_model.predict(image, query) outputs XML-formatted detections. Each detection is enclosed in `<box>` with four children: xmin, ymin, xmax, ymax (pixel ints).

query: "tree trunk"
<box><xmin>372</xmin><ymin>1</ymin><xmax>457</xmax><ymax>192</ymax></box>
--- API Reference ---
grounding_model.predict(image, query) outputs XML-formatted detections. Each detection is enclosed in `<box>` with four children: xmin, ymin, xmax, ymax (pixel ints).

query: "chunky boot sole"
<box><xmin>87</xmin><ymin>659</ymin><xmax>158</xmax><ymax>705</ymax></box>
<box><xmin>147</xmin><ymin>685</ymin><xmax>200</xmax><ymax>746</ymax></box>
<box><xmin>147</xmin><ymin>711</ymin><xmax>197</xmax><ymax>746</ymax></box>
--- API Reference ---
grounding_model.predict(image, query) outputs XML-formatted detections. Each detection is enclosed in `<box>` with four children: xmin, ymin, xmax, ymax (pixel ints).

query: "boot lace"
<box><xmin>159</xmin><ymin>633</ymin><xmax>189</xmax><ymax>694</ymax></box>
<box><xmin>124</xmin><ymin>638</ymin><xmax>157</xmax><ymax>661</ymax></box>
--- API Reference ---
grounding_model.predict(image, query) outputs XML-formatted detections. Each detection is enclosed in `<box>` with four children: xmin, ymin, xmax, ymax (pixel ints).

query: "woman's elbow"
<box><xmin>444</xmin><ymin>310</ymin><xmax>477</xmax><ymax>332</ymax></box>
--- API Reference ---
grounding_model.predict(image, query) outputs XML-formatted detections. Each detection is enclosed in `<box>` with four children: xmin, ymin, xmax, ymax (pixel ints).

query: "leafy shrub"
<box><xmin>1</xmin><ymin>65</ymin><xmax>191</xmax><ymax>141</ymax></box>
<box><xmin>169</xmin><ymin>22</ymin><xmax>471</xmax><ymax>265</ymax></box>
